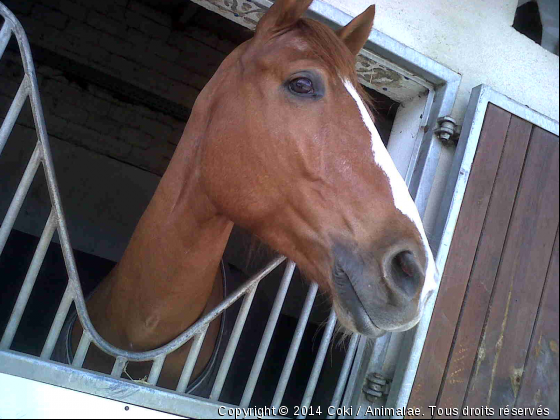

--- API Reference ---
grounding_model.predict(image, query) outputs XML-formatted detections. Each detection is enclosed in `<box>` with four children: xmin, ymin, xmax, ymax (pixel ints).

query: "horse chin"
<box><xmin>332</xmin><ymin>301</ymin><xmax>387</xmax><ymax>338</ymax></box>
<box><xmin>330</xmin><ymin>267</ymin><xmax>424</xmax><ymax>338</ymax></box>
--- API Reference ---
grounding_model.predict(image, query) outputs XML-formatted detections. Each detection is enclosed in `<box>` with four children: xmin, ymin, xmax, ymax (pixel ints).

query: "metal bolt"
<box><xmin>435</xmin><ymin>116</ymin><xmax>458</xmax><ymax>145</ymax></box>
<box><xmin>363</xmin><ymin>373</ymin><xmax>389</xmax><ymax>402</ymax></box>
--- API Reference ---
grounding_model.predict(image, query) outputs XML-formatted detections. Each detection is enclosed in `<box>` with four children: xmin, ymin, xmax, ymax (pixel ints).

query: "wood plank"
<box><xmin>434</xmin><ymin>116</ymin><xmax>533</xmax><ymax>418</ymax></box>
<box><xmin>407</xmin><ymin>104</ymin><xmax>512</xmax><ymax>417</ymax></box>
<box><xmin>463</xmin><ymin>127</ymin><xmax>559</xmax><ymax>412</ymax></box>
<box><xmin>515</xmin><ymin>231</ymin><xmax>559</xmax><ymax>419</ymax></box>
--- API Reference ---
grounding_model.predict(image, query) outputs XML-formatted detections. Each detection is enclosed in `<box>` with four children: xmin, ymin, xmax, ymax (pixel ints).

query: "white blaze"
<box><xmin>343</xmin><ymin>80</ymin><xmax>438</xmax><ymax>322</ymax></box>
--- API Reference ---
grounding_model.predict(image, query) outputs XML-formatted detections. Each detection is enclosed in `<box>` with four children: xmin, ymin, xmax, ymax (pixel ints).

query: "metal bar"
<box><xmin>240</xmin><ymin>261</ymin><xmax>296</xmax><ymax>408</ymax></box>
<box><xmin>0</xmin><ymin>209</ymin><xmax>57</xmax><ymax>349</ymax></box>
<box><xmin>297</xmin><ymin>309</ymin><xmax>338</xmax><ymax>419</ymax></box>
<box><xmin>64</xmin><ymin>256</ymin><xmax>285</xmax><ymax>363</ymax></box>
<box><xmin>111</xmin><ymin>357</ymin><xmax>128</xmax><ymax>378</ymax></box>
<box><xmin>148</xmin><ymin>355</ymin><xmax>166</xmax><ymax>386</ymax></box>
<box><xmin>0</xmin><ymin>351</ymin><xmax>287</xmax><ymax>420</ymax></box>
<box><xmin>72</xmin><ymin>330</ymin><xmax>92</xmax><ymax>368</ymax></box>
<box><xmin>0</xmin><ymin>143</ymin><xmax>41</xmax><ymax>255</ymax></box>
<box><xmin>176</xmin><ymin>326</ymin><xmax>209</xmax><ymax>393</ymax></box>
<box><xmin>209</xmin><ymin>285</ymin><xmax>259</xmax><ymax>401</ymax></box>
<box><xmin>339</xmin><ymin>337</ymin><xmax>367</xmax><ymax>420</ymax></box>
<box><xmin>0</xmin><ymin>19</ymin><xmax>12</xmax><ymax>61</ymax></box>
<box><xmin>327</xmin><ymin>334</ymin><xmax>360</xmax><ymax>419</ymax></box>
<box><xmin>0</xmin><ymin>75</ymin><xmax>29</xmax><ymax>156</ymax></box>
<box><xmin>271</xmin><ymin>282</ymin><xmax>319</xmax><ymax>408</ymax></box>
<box><xmin>40</xmin><ymin>286</ymin><xmax>73</xmax><ymax>360</ymax></box>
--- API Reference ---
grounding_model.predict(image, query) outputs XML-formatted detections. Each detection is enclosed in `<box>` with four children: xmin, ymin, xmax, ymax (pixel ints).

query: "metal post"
<box><xmin>148</xmin><ymin>355</ymin><xmax>167</xmax><ymax>386</ymax></box>
<box><xmin>297</xmin><ymin>309</ymin><xmax>338</xmax><ymax>419</ymax></box>
<box><xmin>0</xmin><ymin>19</ymin><xmax>13</xmax><ymax>60</ymax></box>
<box><xmin>240</xmin><ymin>261</ymin><xmax>296</xmax><ymax>407</ymax></box>
<box><xmin>339</xmin><ymin>337</ymin><xmax>368</xmax><ymax>420</ymax></box>
<box><xmin>209</xmin><ymin>285</ymin><xmax>258</xmax><ymax>401</ymax></box>
<box><xmin>0</xmin><ymin>76</ymin><xmax>29</xmax><ymax>156</ymax></box>
<box><xmin>271</xmin><ymin>282</ymin><xmax>319</xmax><ymax>408</ymax></box>
<box><xmin>111</xmin><ymin>357</ymin><xmax>127</xmax><ymax>378</ymax></box>
<box><xmin>72</xmin><ymin>330</ymin><xmax>93</xmax><ymax>368</ymax></box>
<box><xmin>0</xmin><ymin>209</ymin><xmax>57</xmax><ymax>349</ymax></box>
<box><xmin>176</xmin><ymin>326</ymin><xmax>209</xmax><ymax>393</ymax></box>
<box><xmin>0</xmin><ymin>143</ymin><xmax>41</xmax><ymax>255</ymax></box>
<box><xmin>41</xmin><ymin>286</ymin><xmax>74</xmax><ymax>360</ymax></box>
<box><xmin>327</xmin><ymin>334</ymin><xmax>360</xmax><ymax>419</ymax></box>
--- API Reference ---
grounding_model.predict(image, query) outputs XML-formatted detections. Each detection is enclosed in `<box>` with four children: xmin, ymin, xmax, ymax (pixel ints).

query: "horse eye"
<box><xmin>289</xmin><ymin>77</ymin><xmax>314</xmax><ymax>95</ymax></box>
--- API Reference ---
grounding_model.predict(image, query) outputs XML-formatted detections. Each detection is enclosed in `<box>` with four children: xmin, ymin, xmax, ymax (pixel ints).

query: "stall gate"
<box><xmin>0</xmin><ymin>4</ymin><xmax>360</xmax><ymax>418</ymax></box>
<box><xmin>8</xmin><ymin>2</ymin><xmax>553</xmax><ymax>419</ymax></box>
<box><xmin>408</xmin><ymin>92</ymin><xmax>559</xmax><ymax>418</ymax></box>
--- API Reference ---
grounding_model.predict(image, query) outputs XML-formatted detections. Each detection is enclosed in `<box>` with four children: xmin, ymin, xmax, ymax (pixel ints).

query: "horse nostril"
<box><xmin>388</xmin><ymin>251</ymin><xmax>422</xmax><ymax>301</ymax></box>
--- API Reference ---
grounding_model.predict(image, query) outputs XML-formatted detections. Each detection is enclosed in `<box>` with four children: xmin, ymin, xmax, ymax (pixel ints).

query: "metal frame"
<box><xmin>384</xmin><ymin>85</ymin><xmax>560</xmax><ymax>417</ymax></box>
<box><xmin>0</xmin><ymin>1</ymin><xmax>471</xmax><ymax>418</ymax></box>
<box><xmin>0</xmin><ymin>3</ymin><xmax>364</xmax><ymax>418</ymax></box>
<box><xmin>261</xmin><ymin>1</ymin><xmax>461</xmax><ymax>414</ymax></box>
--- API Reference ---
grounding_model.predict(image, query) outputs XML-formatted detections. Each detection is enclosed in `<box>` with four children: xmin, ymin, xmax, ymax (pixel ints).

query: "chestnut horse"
<box><xmin>67</xmin><ymin>0</ymin><xmax>438</xmax><ymax>391</ymax></box>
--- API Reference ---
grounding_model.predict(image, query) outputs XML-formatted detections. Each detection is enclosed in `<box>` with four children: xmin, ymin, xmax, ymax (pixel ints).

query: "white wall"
<box><xmin>325</xmin><ymin>0</ymin><xmax>559</xmax><ymax>123</ymax></box>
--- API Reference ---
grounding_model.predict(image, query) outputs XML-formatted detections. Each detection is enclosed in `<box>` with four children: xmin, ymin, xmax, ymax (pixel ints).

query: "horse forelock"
<box><xmin>292</xmin><ymin>19</ymin><xmax>373</xmax><ymax>107</ymax></box>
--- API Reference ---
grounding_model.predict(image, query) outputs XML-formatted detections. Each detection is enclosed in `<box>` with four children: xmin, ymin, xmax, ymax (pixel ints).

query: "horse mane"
<box><xmin>295</xmin><ymin>18</ymin><xmax>374</xmax><ymax>108</ymax></box>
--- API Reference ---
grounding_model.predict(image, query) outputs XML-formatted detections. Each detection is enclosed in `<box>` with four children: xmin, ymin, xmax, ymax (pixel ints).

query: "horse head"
<box><xmin>190</xmin><ymin>0</ymin><xmax>438</xmax><ymax>337</ymax></box>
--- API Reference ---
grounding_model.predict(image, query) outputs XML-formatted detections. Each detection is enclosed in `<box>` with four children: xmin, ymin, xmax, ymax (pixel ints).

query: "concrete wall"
<box><xmin>0</xmin><ymin>0</ymin><xmax>242</xmax><ymax>260</ymax></box>
<box><xmin>324</xmin><ymin>0</ymin><xmax>559</xmax><ymax>123</ymax></box>
<box><xmin>1</xmin><ymin>0</ymin><xmax>240</xmax><ymax>176</ymax></box>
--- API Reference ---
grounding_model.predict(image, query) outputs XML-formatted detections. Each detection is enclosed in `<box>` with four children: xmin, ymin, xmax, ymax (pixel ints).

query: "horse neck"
<box><xmin>89</xmin><ymin>130</ymin><xmax>234</xmax><ymax>351</ymax></box>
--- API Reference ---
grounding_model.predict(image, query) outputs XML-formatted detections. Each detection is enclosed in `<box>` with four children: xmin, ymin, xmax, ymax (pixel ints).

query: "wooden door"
<box><xmin>407</xmin><ymin>102</ymin><xmax>559</xmax><ymax>418</ymax></box>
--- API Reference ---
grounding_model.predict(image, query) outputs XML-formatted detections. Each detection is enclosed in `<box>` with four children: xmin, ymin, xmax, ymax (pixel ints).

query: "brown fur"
<box><xmin>73</xmin><ymin>1</ymin><xmax>432</xmax><ymax>391</ymax></box>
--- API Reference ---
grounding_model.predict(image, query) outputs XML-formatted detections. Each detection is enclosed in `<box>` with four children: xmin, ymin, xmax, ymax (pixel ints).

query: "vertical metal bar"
<box><xmin>41</xmin><ymin>285</ymin><xmax>73</xmax><ymax>359</ymax></box>
<box><xmin>0</xmin><ymin>75</ymin><xmax>29</xmax><ymax>156</ymax></box>
<box><xmin>209</xmin><ymin>285</ymin><xmax>258</xmax><ymax>401</ymax></box>
<box><xmin>339</xmin><ymin>337</ymin><xmax>368</xmax><ymax>420</ymax></box>
<box><xmin>0</xmin><ymin>143</ymin><xmax>41</xmax><ymax>255</ymax></box>
<box><xmin>297</xmin><ymin>309</ymin><xmax>338</xmax><ymax>419</ymax></box>
<box><xmin>327</xmin><ymin>334</ymin><xmax>360</xmax><ymax>419</ymax></box>
<box><xmin>0</xmin><ymin>209</ymin><xmax>57</xmax><ymax>349</ymax></box>
<box><xmin>148</xmin><ymin>355</ymin><xmax>166</xmax><ymax>385</ymax></box>
<box><xmin>271</xmin><ymin>282</ymin><xmax>319</xmax><ymax>408</ymax></box>
<box><xmin>0</xmin><ymin>20</ymin><xmax>12</xmax><ymax>61</ymax></box>
<box><xmin>176</xmin><ymin>326</ymin><xmax>209</xmax><ymax>393</ymax></box>
<box><xmin>240</xmin><ymin>261</ymin><xmax>296</xmax><ymax>407</ymax></box>
<box><xmin>72</xmin><ymin>330</ymin><xmax>92</xmax><ymax>368</ymax></box>
<box><xmin>112</xmin><ymin>357</ymin><xmax>127</xmax><ymax>378</ymax></box>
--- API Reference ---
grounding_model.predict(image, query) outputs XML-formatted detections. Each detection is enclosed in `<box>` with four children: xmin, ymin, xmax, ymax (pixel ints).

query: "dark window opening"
<box><xmin>513</xmin><ymin>1</ymin><xmax>543</xmax><ymax>45</ymax></box>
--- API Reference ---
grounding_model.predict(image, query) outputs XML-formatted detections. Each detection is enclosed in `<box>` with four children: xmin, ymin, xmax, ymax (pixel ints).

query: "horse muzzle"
<box><xmin>331</xmin><ymin>242</ymin><xmax>434</xmax><ymax>337</ymax></box>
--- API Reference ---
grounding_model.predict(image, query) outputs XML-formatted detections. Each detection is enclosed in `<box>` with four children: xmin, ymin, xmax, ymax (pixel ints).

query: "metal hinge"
<box><xmin>363</xmin><ymin>373</ymin><xmax>391</xmax><ymax>402</ymax></box>
<box><xmin>435</xmin><ymin>116</ymin><xmax>460</xmax><ymax>145</ymax></box>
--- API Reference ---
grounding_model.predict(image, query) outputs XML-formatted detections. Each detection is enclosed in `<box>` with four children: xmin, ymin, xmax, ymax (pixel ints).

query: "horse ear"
<box><xmin>256</xmin><ymin>0</ymin><xmax>314</xmax><ymax>36</ymax></box>
<box><xmin>337</xmin><ymin>5</ymin><xmax>376</xmax><ymax>56</ymax></box>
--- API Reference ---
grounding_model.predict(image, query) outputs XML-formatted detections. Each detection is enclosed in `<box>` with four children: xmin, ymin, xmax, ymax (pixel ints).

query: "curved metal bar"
<box><xmin>0</xmin><ymin>10</ymin><xmax>361</xmax><ymax>415</ymax></box>
<box><xmin>75</xmin><ymin>256</ymin><xmax>286</xmax><ymax>362</ymax></box>
<box><xmin>0</xmin><ymin>3</ymin><xmax>291</xmax><ymax>365</ymax></box>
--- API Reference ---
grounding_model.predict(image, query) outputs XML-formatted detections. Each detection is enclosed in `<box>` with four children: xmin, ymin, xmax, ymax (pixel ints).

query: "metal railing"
<box><xmin>0</xmin><ymin>3</ymin><xmax>359</xmax><ymax>417</ymax></box>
